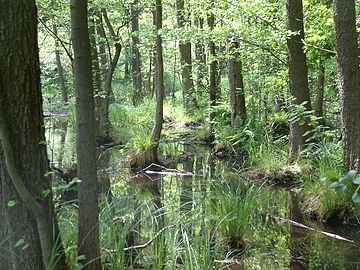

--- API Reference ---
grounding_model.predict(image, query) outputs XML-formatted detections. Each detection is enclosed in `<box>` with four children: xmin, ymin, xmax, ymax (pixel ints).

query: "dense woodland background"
<box><xmin>0</xmin><ymin>0</ymin><xmax>360</xmax><ymax>269</ymax></box>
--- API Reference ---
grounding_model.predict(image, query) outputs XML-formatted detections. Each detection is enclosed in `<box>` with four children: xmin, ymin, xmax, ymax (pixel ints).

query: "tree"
<box><xmin>131</xmin><ymin>0</ymin><xmax>143</xmax><ymax>105</ymax></box>
<box><xmin>286</xmin><ymin>0</ymin><xmax>312</xmax><ymax>159</ymax></box>
<box><xmin>228</xmin><ymin>38</ymin><xmax>247</xmax><ymax>127</ymax></box>
<box><xmin>0</xmin><ymin>1</ymin><xmax>67</xmax><ymax>269</ymax></box>
<box><xmin>151</xmin><ymin>0</ymin><xmax>165</xmax><ymax>160</ymax></box>
<box><xmin>333</xmin><ymin>0</ymin><xmax>360</xmax><ymax>171</ymax></box>
<box><xmin>176</xmin><ymin>0</ymin><xmax>196</xmax><ymax>111</ymax></box>
<box><xmin>208</xmin><ymin>0</ymin><xmax>219</xmax><ymax>137</ymax></box>
<box><xmin>70</xmin><ymin>0</ymin><xmax>101</xmax><ymax>268</ymax></box>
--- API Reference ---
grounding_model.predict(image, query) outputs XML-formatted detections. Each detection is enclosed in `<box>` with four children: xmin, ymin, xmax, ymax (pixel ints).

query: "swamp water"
<box><xmin>49</xmin><ymin>124</ymin><xmax>360</xmax><ymax>269</ymax></box>
<box><xmin>102</xmin><ymin>143</ymin><xmax>360</xmax><ymax>269</ymax></box>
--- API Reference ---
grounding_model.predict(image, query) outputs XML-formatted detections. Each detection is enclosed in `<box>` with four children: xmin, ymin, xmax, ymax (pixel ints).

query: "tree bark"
<box><xmin>333</xmin><ymin>0</ymin><xmax>360</xmax><ymax>171</ymax></box>
<box><xmin>176</xmin><ymin>0</ymin><xmax>196</xmax><ymax>111</ymax></box>
<box><xmin>89</xmin><ymin>11</ymin><xmax>103</xmax><ymax>138</ymax></box>
<box><xmin>286</xmin><ymin>0</ymin><xmax>312</xmax><ymax>159</ymax></box>
<box><xmin>228</xmin><ymin>39</ymin><xmax>247</xmax><ymax>127</ymax></box>
<box><xmin>0</xmin><ymin>1</ymin><xmax>67</xmax><ymax>269</ymax></box>
<box><xmin>70</xmin><ymin>0</ymin><xmax>101</xmax><ymax>269</ymax></box>
<box><xmin>131</xmin><ymin>0</ymin><xmax>143</xmax><ymax>105</ymax></box>
<box><xmin>151</xmin><ymin>0</ymin><xmax>165</xmax><ymax>159</ymax></box>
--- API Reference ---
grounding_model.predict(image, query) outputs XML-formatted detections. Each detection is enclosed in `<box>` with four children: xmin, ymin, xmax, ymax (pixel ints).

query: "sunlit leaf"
<box><xmin>7</xmin><ymin>200</ymin><xmax>16</xmax><ymax>207</ymax></box>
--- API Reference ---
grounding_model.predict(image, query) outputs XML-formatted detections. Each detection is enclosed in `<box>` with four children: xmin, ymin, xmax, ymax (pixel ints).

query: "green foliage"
<box><xmin>323</xmin><ymin>170</ymin><xmax>360</xmax><ymax>204</ymax></box>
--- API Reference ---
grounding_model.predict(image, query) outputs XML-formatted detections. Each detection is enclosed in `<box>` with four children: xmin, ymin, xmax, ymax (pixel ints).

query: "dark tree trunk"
<box><xmin>131</xmin><ymin>0</ymin><xmax>143</xmax><ymax>105</ymax></box>
<box><xmin>286</xmin><ymin>0</ymin><xmax>312</xmax><ymax>159</ymax></box>
<box><xmin>333</xmin><ymin>0</ymin><xmax>360</xmax><ymax>171</ymax></box>
<box><xmin>89</xmin><ymin>12</ymin><xmax>103</xmax><ymax>138</ymax></box>
<box><xmin>314</xmin><ymin>60</ymin><xmax>325</xmax><ymax>118</ymax></box>
<box><xmin>70</xmin><ymin>0</ymin><xmax>101</xmax><ymax>269</ymax></box>
<box><xmin>0</xmin><ymin>1</ymin><xmax>67</xmax><ymax>269</ymax></box>
<box><xmin>176</xmin><ymin>0</ymin><xmax>196</xmax><ymax>111</ymax></box>
<box><xmin>228</xmin><ymin>39</ymin><xmax>247</xmax><ymax>127</ymax></box>
<box><xmin>151</xmin><ymin>0</ymin><xmax>165</xmax><ymax>159</ymax></box>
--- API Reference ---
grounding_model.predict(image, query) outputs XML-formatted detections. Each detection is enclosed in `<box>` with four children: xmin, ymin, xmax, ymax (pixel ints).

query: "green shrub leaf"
<box><xmin>330</xmin><ymin>182</ymin><xmax>347</xmax><ymax>192</ymax></box>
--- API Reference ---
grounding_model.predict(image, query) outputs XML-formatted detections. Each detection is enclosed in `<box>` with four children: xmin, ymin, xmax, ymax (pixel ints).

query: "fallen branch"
<box><xmin>143</xmin><ymin>170</ymin><xmax>194</xmax><ymax>177</ymax></box>
<box><xmin>139</xmin><ymin>163</ymin><xmax>195</xmax><ymax>176</ymax></box>
<box><xmin>274</xmin><ymin>216</ymin><xmax>356</xmax><ymax>244</ymax></box>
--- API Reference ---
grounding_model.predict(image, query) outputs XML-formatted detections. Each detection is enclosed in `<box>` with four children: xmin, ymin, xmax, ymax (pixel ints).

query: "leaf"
<box><xmin>7</xmin><ymin>200</ymin><xmax>16</xmax><ymax>207</ymax></box>
<box><xmin>22</xmin><ymin>243</ymin><xmax>30</xmax><ymax>250</ymax></box>
<box><xmin>352</xmin><ymin>177</ymin><xmax>360</xmax><ymax>184</ymax></box>
<box><xmin>330</xmin><ymin>182</ymin><xmax>347</xmax><ymax>192</ymax></box>
<box><xmin>15</xmin><ymin>239</ymin><xmax>25</xmax><ymax>248</ymax></box>
<box><xmin>352</xmin><ymin>193</ymin><xmax>360</xmax><ymax>203</ymax></box>
<box><xmin>346</xmin><ymin>170</ymin><xmax>357</xmax><ymax>179</ymax></box>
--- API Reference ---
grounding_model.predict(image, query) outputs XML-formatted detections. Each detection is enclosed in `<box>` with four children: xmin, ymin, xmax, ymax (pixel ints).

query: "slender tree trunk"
<box><xmin>151</xmin><ymin>0</ymin><xmax>165</xmax><ymax>159</ymax></box>
<box><xmin>286</xmin><ymin>0</ymin><xmax>312</xmax><ymax>159</ymax></box>
<box><xmin>208</xmin><ymin>4</ymin><xmax>219</xmax><ymax>137</ymax></box>
<box><xmin>131</xmin><ymin>0</ymin><xmax>143</xmax><ymax>105</ymax></box>
<box><xmin>176</xmin><ymin>0</ymin><xmax>196</xmax><ymax>111</ymax></box>
<box><xmin>0</xmin><ymin>2</ymin><xmax>67</xmax><ymax>269</ymax></box>
<box><xmin>314</xmin><ymin>60</ymin><xmax>325</xmax><ymax>118</ymax></box>
<box><xmin>101</xmin><ymin>9</ymin><xmax>122</xmax><ymax>139</ymax></box>
<box><xmin>53</xmin><ymin>25</ymin><xmax>68</xmax><ymax>104</ymax></box>
<box><xmin>195</xmin><ymin>18</ymin><xmax>206</xmax><ymax>94</ymax></box>
<box><xmin>333</xmin><ymin>0</ymin><xmax>360</xmax><ymax>171</ymax></box>
<box><xmin>228</xmin><ymin>39</ymin><xmax>246</xmax><ymax>127</ymax></box>
<box><xmin>70</xmin><ymin>1</ymin><xmax>101</xmax><ymax>269</ymax></box>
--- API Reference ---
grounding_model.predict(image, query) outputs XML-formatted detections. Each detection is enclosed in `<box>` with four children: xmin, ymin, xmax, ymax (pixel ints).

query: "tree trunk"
<box><xmin>333</xmin><ymin>0</ymin><xmax>360</xmax><ymax>171</ymax></box>
<box><xmin>70</xmin><ymin>0</ymin><xmax>101</xmax><ymax>269</ymax></box>
<box><xmin>151</xmin><ymin>0</ymin><xmax>165</xmax><ymax>159</ymax></box>
<box><xmin>195</xmin><ymin>18</ymin><xmax>206</xmax><ymax>94</ymax></box>
<box><xmin>228</xmin><ymin>39</ymin><xmax>247</xmax><ymax>127</ymax></box>
<box><xmin>89</xmin><ymin>13</ymin><xmax>104</xmax><ymax>139</ymax></box>
<box><xmin>314</xmin><ymin>60</ymin><xmax>325</xmax><ymax>118</ymax></box>
<box><xmin>286</xmin><ymin>0</ymin><xmax>312</xmax><ymax>159</ymax></box>
<box><xmin>101</xmin><ymin>9</ymin><xmax>122</xmax><ymax>139</ymax></box>
<box><xmin>208</xmin><ymin>4</ymin><xmax>219</xmax><ymax>138</ymax></box>
<box><xmin>176</xmin><ymin>0</ymin><xmax>196</xmax><ymax>111</ymax></box>
<box><xmin>0</xmin><ymin>1</ymin><xmax>67</xmax><ymax>269</ymax></box>
<box><xmin>131</xmin><ymin>0</ymin><xmax>143</xmax><ymax>105</ymax></box>
<box><xmin>53</xmin><ymin>24</ymin><xmax>68</xmax><ymax>104</ymax></box>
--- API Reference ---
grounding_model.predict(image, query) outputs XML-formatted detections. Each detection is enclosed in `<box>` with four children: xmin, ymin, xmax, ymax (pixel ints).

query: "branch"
<box><xmin>123</xmin><ymin>225</ymin><xmax>174</xmax><ymax>251</ymax></box>
<box><xmin>104</xmin><ymin>225</ymin><xmax>175</xmax><ymax>253</ymax></box>
<box><xmin>38</xmin><ymin>17</ymin><xmax>74</xmax><ymax>63</ymax></box>
<box><xmin>274</xmin><ymin>216</ymin><xmax>355</xmax><ymax>243</ymax></box>
<box><xmin>237</xmin><ymin>37</ymin><xmax>287</xmax><ymax>66</ymax></box>
<box><xmin>301</xmin><ymin>39</ymin><xmax>336</xmax><ymax>56</ymax></box>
